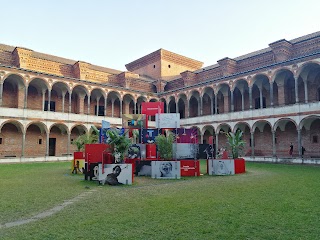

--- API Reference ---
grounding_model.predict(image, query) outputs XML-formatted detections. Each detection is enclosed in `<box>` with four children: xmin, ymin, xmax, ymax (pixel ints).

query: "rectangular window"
<box><xmin>44</xmin><ymin>101</ymin><xmax>56</xmax><ymax>112</ymax></box>
<box><xmin>0</xmin><ymin>138</ymin><xmax>2</xmax><ymax>144</ymax></box>
<box><xmin>38</xmin><ymin>139</ymin><xmax>42</xmax><ymax>145</ymax></box>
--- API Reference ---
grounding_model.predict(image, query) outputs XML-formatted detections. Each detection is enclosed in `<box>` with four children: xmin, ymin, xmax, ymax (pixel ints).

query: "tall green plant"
<box><xmin>106</xmin><ymin>129</ymin><xmax>131</xmax><ymax>163</ymax></box>
<box><xmin>225</xmin><ymin>130</ymin><xmax>246</xmax><ymax>159</ymax></box>
<box><xmin>155</xmin><ymin>132</ymin><xmax>175</xmax><ymax>160</ymax></box>
<box><xmin>72</xmin><ymin>126</ymin><xmax>99</xmax><ymax>151</ymax></box>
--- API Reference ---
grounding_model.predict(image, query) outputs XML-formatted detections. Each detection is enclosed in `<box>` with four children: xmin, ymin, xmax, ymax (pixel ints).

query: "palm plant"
<box><xmin>225</xmin><ymin>130</ymin><xmax>246</xmax><ymax>159</ymax></box>
<box><xmin>106</xmin><ymin>129</ymin><xmax>131</xmax><ymax>163</ymax></box>
<box><xmin>72</xmin><ymin>126</ymin><xmax>99</xmax><ymax>151</ymax></box>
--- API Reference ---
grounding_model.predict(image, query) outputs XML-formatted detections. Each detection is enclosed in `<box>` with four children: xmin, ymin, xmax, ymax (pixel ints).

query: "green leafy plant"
<box><xmin>72</xmin><ymin>126</ymin><xmax>99</xmax><ymax>151</ymax></box>
<box><xmin>155</xmin><ymin>131</ymin><xmax>175</xmax><ymax>160</ymax></box>
<box><xmin>225</xmin><ymin>130</ymin><xmax>246</xmax><ymax>159</ymax></box>
<box><xmin>106</xmin><ymin>129</ymin><xmax>131</xmax><ymax>163</ymax></box>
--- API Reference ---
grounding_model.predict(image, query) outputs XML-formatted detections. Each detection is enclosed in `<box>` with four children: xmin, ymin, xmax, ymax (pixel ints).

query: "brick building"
<box><xmin>0</xmin><ymin>31</ymin><xmax>320</xmax><ymax>161</ymax></box>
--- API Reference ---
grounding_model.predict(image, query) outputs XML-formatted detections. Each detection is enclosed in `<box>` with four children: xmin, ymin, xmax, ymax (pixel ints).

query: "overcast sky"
<box><xmin>1</xmin><ymin>0</ymin><xmax>319</xmax><ymax>71</ymax></box>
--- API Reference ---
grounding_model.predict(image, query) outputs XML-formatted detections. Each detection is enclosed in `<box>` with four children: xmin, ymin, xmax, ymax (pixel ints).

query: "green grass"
<box><xmin>1</xmin><ymin>161</ymin><xmax>320</xmax><ymax>239</ymax></box>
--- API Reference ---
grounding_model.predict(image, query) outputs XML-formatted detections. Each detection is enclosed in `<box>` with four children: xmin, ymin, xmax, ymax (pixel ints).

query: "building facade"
<box><xmin>0</xmin><ymin>31</ymin><xmax>320</xmax><ymax>161</ymax></box>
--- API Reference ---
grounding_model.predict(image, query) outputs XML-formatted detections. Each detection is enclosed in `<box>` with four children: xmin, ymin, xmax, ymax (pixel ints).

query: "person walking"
<box><xmin>289</xmin><ymin>143</ymin><xmax>293</xmax><ymax>158</ymax></box>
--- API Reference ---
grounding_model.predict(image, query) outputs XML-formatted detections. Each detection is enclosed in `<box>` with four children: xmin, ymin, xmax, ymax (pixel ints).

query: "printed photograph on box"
<box><xmin>127</xmin><ymin>144</ymin><xmax>141</xmax><ymax>159</ymax></box>
<box><xmin>122</xmin><ymin>114</ymin><xmax>145</xmax><ymax>129</ymax></box>
<box><xmin>140</xmin><ymin>129</ymin><xmax>159</xmax><ymax>144</ymax></box>
<box><xmin>198</xmin><ymin>144</ymin><xmax>215</xmax><ymax>160</ymax></box>
<box><xmin>208</xmin><ymin>159</ymin><xmax>235</xmax><ymax>175</ymax></box>
<box><xmin>151</xmin><ymin>161</ymin><xmax>181</xmax><ymax>179</ymax></box>
<box><xmin>156</xmin><ymin>113</ymin><xmax>180</xmax><ymax>128</ymax></box>
<box><xmin>98</xmin><ymin>164</ymin><xmax>133</xmax><ymax>185</ymax></box>
<box><xmin>171</xmin><ymin>128</ymin><xmax>198</xmax><ymax>143</ymax></box>
<box><xmin>173</xmin><ymin>143</ymin><xmax>197</xmax><ymax>160</ymax></box>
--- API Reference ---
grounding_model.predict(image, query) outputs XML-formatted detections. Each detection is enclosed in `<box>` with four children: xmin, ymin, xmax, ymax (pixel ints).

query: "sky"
<box><xmin>1</xmin><ymin>0</ymin><xmax>319</xmax><ymax>71</ymax></box>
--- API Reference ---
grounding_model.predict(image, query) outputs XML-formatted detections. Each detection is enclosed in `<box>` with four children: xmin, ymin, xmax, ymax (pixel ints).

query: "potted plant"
<box><xmin>225</xmin><ymin>130</ymin><xmax>246</xmax><ymax>159</ymax></box>
<box><xmin>106</xmin><ymin>129</ymin><xmax>131</xmax><ymax>163</ymax></box>
<box><xmin>155</xmin><ymin>131</ymin><xmax>175</xmax><ymax>160</ymax></box>
<box><xmin>225</xmin><ymin>129</ymin><xmax>246</xmax><ymax>174</ymax></box>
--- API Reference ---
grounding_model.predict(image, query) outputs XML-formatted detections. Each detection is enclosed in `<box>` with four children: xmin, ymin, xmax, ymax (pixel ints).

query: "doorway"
<box><xmin>49</xmin><ymin>138</ymin><xmax>56</xmax><ymax>156</ymax></box>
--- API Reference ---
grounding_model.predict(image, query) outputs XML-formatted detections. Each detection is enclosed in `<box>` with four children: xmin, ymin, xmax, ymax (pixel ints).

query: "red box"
<box><xmin>234</xmin><ymin>158</ymin><xmax>246</xmax><ymax>174</ymax></box>
<box><xmin>180</xmin><ymin>160</ymin><xmax>200</xmax><ymax>177</ymax></box>
<box><xmin>146</xmin><ymin>144</ymin><xmax>157</xmax><ymax>159</ymax></box>
<box><xmin>142</xmin><ymin>102</ymin><xmax>164</xmax><ymax>115</ymax></box>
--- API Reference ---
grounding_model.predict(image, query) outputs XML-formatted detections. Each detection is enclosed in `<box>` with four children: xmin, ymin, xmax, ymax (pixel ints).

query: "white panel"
<box><xmin>156</xmin><ymin>113</ymin><xmax>180</xmax><ymax>128</ymax></box>
<box><xmin>208</xmin><ymin>159</ymin><xmax>235</xmax><ymax>175</ymax></box>
<box><xmin>151</xmin><ymin>161</ymin><xmax>181</xmax><ymax>179</ymax></box>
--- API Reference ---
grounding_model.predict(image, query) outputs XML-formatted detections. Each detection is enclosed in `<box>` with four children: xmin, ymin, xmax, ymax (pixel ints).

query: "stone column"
<box><xmin>96</xmin><ymin>97</ymin><xmax>100</xmax><ymax>116</ymax></box>
<box><xmin>249</xmin><ymin>87</ymin><xmax>253</xmax><ymax>109</ymax></box>
<box><xmin>111</xmin><ymin>99</ymin><xmax>115</xmax><ymax>117</ymax></box>
<box><xmin>294</xmin><ymin>76</ymin><xmax>299</xmax><ymax>103</ymax></box>
<box><xmin>215</xmin><ymin>133</ymin><xmax>219</xmax><ymax>158</ymax></box>
<box><xmin>21</xmin><ymin>132</ymin><xmax>26</xmax><ymax>157</ymax></box>
<box><xmin>120</xmin><ymin>99</ymin><xmax>123</xmax><ymax>117</ymax></box>
<box><xmin>272</xmin><ymin>130</ymin><xmax>276</xmax><ymax>157</ymax></box>
<box><xmin>104</xmin><ymin>97</ymin><xmax>107</xmax><ymax>116</ymax></box>
<box><xmin>42</xmin><ymin>90</ymin><xmax>46</xmax><ymax>110</ymax></box>
<box><xmin>0</xmin><ymin>80</ymin><xmax>3</xmax><ymax>106</ymax></box>
<box><xmin>87</xmin><ymin>95</ymin><xmax>90</xmax><ymax>115</ymax></box>
<box><xmin>241</xmin><ymin>90</ymin><xmax>244</xmax><ymax>111</ymax></box>
<box><xmin>251</xmin><ymin>132</ymin><xmax>255</xmax><ymax>157</ymax></box>
<box><xmin>24</xmin><ymin>86</ymin><xmax>28</xmax><ymax>109</ymax></box>
<box><xmin>47</xmin><ymin>89</ymin><xmax>51</xmax><ymax>111</ymax></box>
<box><xmin>304</xmin><ymin>80</ymin><xmax>308</xmax><ymax>103</ymax></box>
<box><xmin>215</xmin><ymin>94</ymin><xmax>218</xmax><ymax>114</ymax></box>
<box><xmin>134</xmin><ymin>100</ymin><xmax>136</xmax><ymax>114</ymax></box>
<box><xmin>67</xmin><ymin>132</ymin><xmax>71</xmax><ymax>156</ymax></box>
<box><xmin>46</xmin><ymin>132</ymin><xmax>49</xmax><ymax>156</ymax></box>
<box><xmin>259</xmin><ymin>87</ymin><xmax>263</xmax><ymax>109</ymax></box>
<box><xmin>68</xmin><ymin>92</ymin><xmax>72</xmax><ymax>113</ymax></box>
<box><xmin>199</xmin><ymin>98</ymin><xmax>202</xmax><ymax>116</ymax></box>
<box><xmin>210</xmin><ymin>96</ymin><xmax>214</xmax><ymax>115</ymax></box>
<box><xmin>176</xmin><ymin>101</ymin><xmax>179</xmax><ymax>114</ymax></box>
<box><xmin>230</xmin><ymin>90</ymin><xmax>234</xmax><ymax>112</ymax></box>
<box><xmin>269</xmin><ymin>82</ymin><xmax>274</xmax><ymax>107</ymax></box>
<box><xmin>62</xmin><ymin>91</ymin><xmax>66</xmax><ymax>113</ymax></box>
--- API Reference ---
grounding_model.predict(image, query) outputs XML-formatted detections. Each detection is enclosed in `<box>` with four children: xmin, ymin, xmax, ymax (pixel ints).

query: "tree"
<box><xmin>72</xmin><ymin>126</ymin><xmax>99</xmax><ymax>151</ymax></box>
<box><xmin>155</xmin><ymin>131</ymin><xmax>175</xmax><ymax>160</ymax></box>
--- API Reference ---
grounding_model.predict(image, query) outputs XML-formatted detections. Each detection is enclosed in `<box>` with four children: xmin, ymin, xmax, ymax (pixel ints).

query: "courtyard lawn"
<box><xmin>1</xmin><ymin>161</ymin><xmax>320</xmax><ymax>239</ymax></box>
